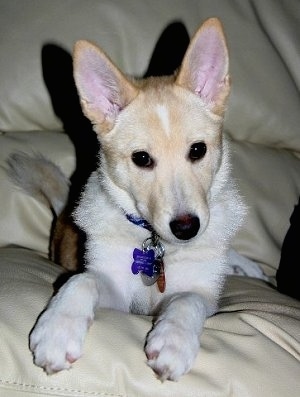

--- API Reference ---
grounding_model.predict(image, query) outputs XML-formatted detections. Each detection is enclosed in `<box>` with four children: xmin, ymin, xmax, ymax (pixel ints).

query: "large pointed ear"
<box><xmin>176</xmin><ymin>18</ymin><xmax>230</xmax><ymax>115</ymax></box>
<box><xmin>73</xmin><ymin>40</ymin><xmax>138</xmax><ymax>134</ymax></box>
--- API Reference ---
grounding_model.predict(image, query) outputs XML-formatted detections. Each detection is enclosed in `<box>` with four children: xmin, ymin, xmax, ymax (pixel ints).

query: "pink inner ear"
<box><xmin>76</xmin><ymin>48</ymin><xmax>120</xmax><ymax>118</ymax></box>
<box><xmin>191</xmin><ymin>27</ymin><xmax>228</xmax><ymax>102</ymax></box>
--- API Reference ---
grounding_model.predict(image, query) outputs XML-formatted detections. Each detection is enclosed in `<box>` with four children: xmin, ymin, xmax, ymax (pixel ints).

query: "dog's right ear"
<box><xmin>73</xmin><ymin>41</ymin><xmax>138</xmax><ymax>134</ymax></box>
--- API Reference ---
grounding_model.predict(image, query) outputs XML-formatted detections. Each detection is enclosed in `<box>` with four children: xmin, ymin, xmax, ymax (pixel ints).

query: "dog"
<box><xmin>9</xmin><ymin>18</ymin><xmax>247</xmax><ymax>381</ymax></box>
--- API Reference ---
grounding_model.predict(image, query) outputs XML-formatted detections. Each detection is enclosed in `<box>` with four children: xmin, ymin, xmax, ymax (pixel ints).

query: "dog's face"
<box><xmin>74</xmin><ymin>18</ymin><xmax>230</xmax><ymax>244</ymax></box>
<box><xmin>99</xmin><ymin>83</ymin><xmax>224</xmax><ymax>243</ymax></box>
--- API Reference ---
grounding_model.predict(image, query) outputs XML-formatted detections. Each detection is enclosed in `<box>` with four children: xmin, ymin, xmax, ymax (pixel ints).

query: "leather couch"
<box><xmin>1</xmin><ymin>1</ymin><xmax>300</xmax><ymax>396</ymax></box>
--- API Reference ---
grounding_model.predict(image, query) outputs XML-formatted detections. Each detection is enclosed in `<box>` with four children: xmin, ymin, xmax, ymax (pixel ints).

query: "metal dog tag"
<box><xmin>141</xmin><ymin>258</ymin><xmax>161</xmax><ymax>286</ymax></box>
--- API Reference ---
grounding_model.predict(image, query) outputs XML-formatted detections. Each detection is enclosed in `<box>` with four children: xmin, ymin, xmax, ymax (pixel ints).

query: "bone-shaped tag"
<box><xmin>131</xmin><ymin>248</ymin><xmax>155</xmax><ymax>277</ymax></box>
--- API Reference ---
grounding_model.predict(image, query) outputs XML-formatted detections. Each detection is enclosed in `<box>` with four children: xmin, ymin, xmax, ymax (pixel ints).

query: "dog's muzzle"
<box><xmin>169</xmin><ymin>214</ymin><xmax>200</xmax><ymax>240</ymax></box>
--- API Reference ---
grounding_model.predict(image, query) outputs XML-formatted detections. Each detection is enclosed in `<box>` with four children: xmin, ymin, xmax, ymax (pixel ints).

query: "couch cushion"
<box><xmin>0</xmin><ymin>247</ymin><xmax>299</xmax><ymax>396</ymax></box>
<box><xmin>231</xmin><ymin>139</ymin><xmax>300</xmax><ymax>277</ymax></box>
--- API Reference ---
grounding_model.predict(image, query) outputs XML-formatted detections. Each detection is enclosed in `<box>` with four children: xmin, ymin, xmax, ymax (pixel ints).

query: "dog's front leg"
<box><xmin>30</xmin><ymin>273</ymin><xmax>99</xmax><ymax>374</ymax></box>
<box><xmin>145</xmin><ymin>292</ymin><xmax>215</xmax><ymax>381</ymax></box>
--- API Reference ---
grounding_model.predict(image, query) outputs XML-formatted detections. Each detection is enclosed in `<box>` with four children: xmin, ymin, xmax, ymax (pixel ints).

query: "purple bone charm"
<box><xmin>131</xmin><ymin>248</ymin><xmax>156</xmax><ymax>277</ymax></box>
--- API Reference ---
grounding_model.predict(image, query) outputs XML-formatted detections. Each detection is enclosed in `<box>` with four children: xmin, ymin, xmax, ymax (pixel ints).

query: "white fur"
<box><xmin>156</xmin><ymin>104</ymin><xmax>170</xmax><ymax>137</ymax></box>
<box><xmin>29</xmin><ymin>19</ymin><xmax>247</xmax><ymax>381</ymax></box>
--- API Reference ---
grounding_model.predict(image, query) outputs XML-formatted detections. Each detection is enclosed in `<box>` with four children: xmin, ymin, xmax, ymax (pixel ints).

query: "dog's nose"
<box><xmin>169</xmin><ymin>214</ymin><xmax>200</xmax><ymax>240</ymax></box>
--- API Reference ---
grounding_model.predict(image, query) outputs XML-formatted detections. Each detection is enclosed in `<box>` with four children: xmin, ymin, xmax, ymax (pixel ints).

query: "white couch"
<box><xmin>1</xmin><ymin>1</ymin><xmax>300</xmax><ymax>396</ymax></box>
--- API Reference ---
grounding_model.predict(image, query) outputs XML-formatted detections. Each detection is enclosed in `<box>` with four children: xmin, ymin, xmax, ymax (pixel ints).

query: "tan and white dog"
<box><xmin>13</xmin><ymin>18</ymin><xmax>247</xmax><ymax>381</ymax></box>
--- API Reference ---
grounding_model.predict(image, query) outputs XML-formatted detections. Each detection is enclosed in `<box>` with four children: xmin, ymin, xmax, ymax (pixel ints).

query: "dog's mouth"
<box><xmin>169</xmin><ymin>214</ymin><xmax>200</xmax><ymax>241</ymax></box>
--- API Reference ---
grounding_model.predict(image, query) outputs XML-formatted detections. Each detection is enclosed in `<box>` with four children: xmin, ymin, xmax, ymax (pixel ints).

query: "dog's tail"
<box><xmin>7</xmin><ymin>152</ymin><xmax>70</xmax><ymax>216</ymax></box>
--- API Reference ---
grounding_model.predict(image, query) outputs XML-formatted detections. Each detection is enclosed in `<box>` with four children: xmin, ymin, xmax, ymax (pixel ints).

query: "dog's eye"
<box><xmin>131</xmin><ymin>151</ymin><xmax>154</xmax><ymax>168</ymax></box>
<box><xmin>189</xmin><ymin>142</ymin><xmax>207</xmax><ymax>162</ymax></box>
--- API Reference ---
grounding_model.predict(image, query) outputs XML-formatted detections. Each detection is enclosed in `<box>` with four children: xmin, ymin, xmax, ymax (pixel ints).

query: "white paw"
<box><xmin>30</xmin><ymin>308</ymin><xmax>91</xmax><ymax>374</ymax></box>
<box><xmin>145</xmin><ymin>319</ymin><xmax>200</xmax><ymax>381</ymax></box>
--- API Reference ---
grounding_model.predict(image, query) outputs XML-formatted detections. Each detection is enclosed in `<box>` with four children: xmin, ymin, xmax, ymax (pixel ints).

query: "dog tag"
<box><xmin>131</xmin><ymin>248</ymin><xmax>156</xmax><ymax>276</ymax></box>
<box><xmin>156</xmin><ymin>259</ymin><xmax>166</xmax><ymax>293</ymax></box>
<box><xmin>131</xmin><ymin>232</ymin><xmax>166</xmax><ymax>292</ymax></box>
<box><xmin>141</xmin><ymin>259</ymin><xmax>161</xmax><ymax>286</ymax></box>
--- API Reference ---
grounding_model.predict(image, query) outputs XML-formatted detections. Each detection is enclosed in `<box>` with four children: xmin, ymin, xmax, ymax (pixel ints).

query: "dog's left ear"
<box><xmin>176</xmin><ymin>18</ymin><xmax>230</xmax><ymax>115</ymax></box>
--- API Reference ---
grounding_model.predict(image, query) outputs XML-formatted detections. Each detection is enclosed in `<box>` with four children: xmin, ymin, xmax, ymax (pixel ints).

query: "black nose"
<box><xmin>169</xmin><ymin>214</ymin><xmax>200</xmax><ymax>240</ymax></box>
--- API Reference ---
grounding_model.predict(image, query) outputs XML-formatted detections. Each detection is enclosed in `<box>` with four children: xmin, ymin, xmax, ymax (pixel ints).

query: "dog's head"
<box><xmin>73</xmin><ymin>18</ymin><xmax>230</xmax><ymax>244</ymax></box>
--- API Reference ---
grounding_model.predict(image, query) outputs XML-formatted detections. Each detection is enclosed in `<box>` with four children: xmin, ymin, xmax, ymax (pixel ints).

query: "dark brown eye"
<box><xmin>189</xmin><ymin>142</ymin><xmax>207</xmax><ymax>162</ymax></box>
<box><xmin>131</xmin><ymin>151</ymin><xmax>154</xmax><ymax>168</ymax></box>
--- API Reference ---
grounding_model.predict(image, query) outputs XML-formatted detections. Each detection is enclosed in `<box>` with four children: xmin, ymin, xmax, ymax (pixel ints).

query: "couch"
<box><xmin>1</xmin><ymin>1</ymin><xmax>300</xmax><ymax>396</ymax></box>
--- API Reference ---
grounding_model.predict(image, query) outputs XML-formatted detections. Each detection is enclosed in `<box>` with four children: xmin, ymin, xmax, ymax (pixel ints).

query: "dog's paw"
<box><xmin>30</xmin><ymin>309</ymin><xmax>91</xmax><ymax>374</ymax></box>
<box><xmin>145</xmin><ymin>319</ymin><xmax>200</xmax><ymax>381</ymax></box>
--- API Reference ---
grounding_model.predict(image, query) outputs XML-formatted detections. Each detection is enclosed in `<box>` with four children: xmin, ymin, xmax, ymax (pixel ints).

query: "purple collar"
<box><xmin>126</xmin><ymin>213</ymin><xmax>153</xmax><ymax>232</ymax></box>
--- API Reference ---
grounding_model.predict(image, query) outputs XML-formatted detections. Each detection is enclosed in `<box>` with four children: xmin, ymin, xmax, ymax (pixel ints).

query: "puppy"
<box><xmin>18</xmin><ymin>18</ymin><xmax>246</xmax><ymax>381</ymax></box>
